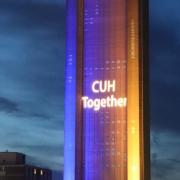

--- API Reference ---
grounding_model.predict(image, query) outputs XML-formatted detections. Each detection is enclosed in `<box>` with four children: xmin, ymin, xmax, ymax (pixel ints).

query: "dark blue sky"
<box><xmin>0</xmin><ymin>1</ymin><xmax>65</xmax><ymax>180</ymax></box>
<box><xmin>150</xmin><ymin>0</ymin><xmax>180</xmax><ymax>179</ymax></box>
<box><xmin>0</xmin><ymin>0</ymin><xmax>180</xmax><ymax>180</ymax></box>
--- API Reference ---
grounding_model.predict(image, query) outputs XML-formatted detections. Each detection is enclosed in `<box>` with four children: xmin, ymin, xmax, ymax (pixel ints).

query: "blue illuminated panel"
<box><xmin>83</xmin><ymin>0</ymin><xmax>127</xmax><ymax>179</ymax></box>
<box><xmin>64</xmin><ymin>0</ymin><xmax>76</xmax><ymax>179</ymax></box>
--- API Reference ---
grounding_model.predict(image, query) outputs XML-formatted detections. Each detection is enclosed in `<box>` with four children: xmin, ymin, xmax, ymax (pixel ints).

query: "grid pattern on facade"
<box><xmin>83</xmin><ymin>0</ymin><xmax>127</xmax><ymax>179</ymax></box>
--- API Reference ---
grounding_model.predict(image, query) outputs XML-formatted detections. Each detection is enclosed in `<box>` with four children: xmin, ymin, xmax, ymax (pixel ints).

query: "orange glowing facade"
<box><xmin>64</xmin><ymin>0</ymin><xmax>150</xmax><ymax>180</ymax></box>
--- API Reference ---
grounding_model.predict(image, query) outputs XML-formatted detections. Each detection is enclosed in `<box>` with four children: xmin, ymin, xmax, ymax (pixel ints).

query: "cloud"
<box><xmin>0</xmin><ymin>2</ymin><xmax>65</xmax><ymax>119</ymax></box>
<box><xmin>0</xmin><ymin>114</ymin><xmax>64</xmax><ymax>171</ymax></box>
<box><xmin>151</xmin><ymin>131</ymin><xmax>180</xmax><ymax>180</ymax></box>
<box><xmin>150</xmin><ymin>0</ymin><xmax>180</xmax><ymax>134</ymax></box>
<box><xmin>0</xmin><ymin>2</ymin><xmax>65</xmax><ymax>180</ymax></box>
<box><xmin>149</xmin><ymin>1</ymin><xmax>180</xmax><ymax>179</ymax></box>
<box><xmin>12</xmin><ymin>144</ymin><xmax>64</xmax><ymax>170</ymax></box>
<box><xmin>151</xmin><ymin>157</ymin><xmax>180</xmax><ymax>180</ymax></box>
<box><xmin>0</xmin><ymin>97</ymin><xmax>19</xmax><ymax>113</ymax></box>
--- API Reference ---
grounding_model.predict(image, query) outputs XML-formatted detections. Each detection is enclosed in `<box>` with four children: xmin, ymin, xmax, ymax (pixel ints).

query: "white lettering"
<box><xmin>99</xmin><ymin>81</ymin><xmax>107</xmax><ymax>93</ymax></box>
<box><xmin>82</xmin><ymin>96</ymin><xmax>88</xmax><ymax>108</ymax></box>
<box><xmin>92</xmin><ymin>81</ymin><xmax>99</xmax><ymax>93</ymax></box>
<box><xmin>107</xmin><ymin>80</ymin><xmax>116</xmax><ymax>92</ymax></box>
<box><xmin>91</xmin><ymin>80</ymin><xmax>116</xmax><ymax>93</ymax></box>
<box><xmin>82</xmin><ymin>80</ymin><xmax>127</xmax><ymax>111</ymax></box>
<box><xmin>87</xmin><ymin>99</ymin><xmax>94</xmax><ymax>108</ymax></box>
<box><xmin>82</xmin><ymin>95</ymin><xmax>127</xmax><ymax>111</ymax></box>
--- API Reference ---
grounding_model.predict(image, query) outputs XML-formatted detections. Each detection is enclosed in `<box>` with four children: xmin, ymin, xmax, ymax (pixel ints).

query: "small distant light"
<box><xmin>40</xmin><ymin>170</ymin><xmax>43</xmax><ymax>176</ymax></box>
<box><xmin>33</xmin><ymin>169</ymin><xmax>37</xmax><ymax>175</ymax></box>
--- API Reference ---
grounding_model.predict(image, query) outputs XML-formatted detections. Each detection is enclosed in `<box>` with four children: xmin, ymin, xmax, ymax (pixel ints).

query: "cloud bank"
<box><xmin>0</xmin><ymin>2</ymin><xmax>65</xmax><ymax>179</ymax></box>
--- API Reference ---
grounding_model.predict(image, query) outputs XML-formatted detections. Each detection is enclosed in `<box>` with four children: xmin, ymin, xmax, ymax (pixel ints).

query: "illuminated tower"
<box><xmin>64</xmin><ymin>0</ymin><xmax>150</xmax><ymax>180</ymax></box>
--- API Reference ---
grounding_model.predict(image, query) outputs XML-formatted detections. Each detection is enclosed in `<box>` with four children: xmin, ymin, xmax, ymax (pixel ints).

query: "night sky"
<box><xmin>150</xmin><ymin>0</ymin><xmax>180</xmax><ymax>179</ymax></box>
<box><xmin>0</xmin><ymin>0</ymin><xmax>179</xmax><ymax>180</ymax></box>
<box><xmin>0</xmin><ymin>0</ymin><xmax>65</xmax><ymax>179</ymax></box>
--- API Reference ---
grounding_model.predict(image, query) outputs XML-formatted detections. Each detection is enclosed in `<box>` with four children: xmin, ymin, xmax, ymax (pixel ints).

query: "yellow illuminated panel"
<box><xmin>128</xmin><ymin>0</ymin><xmax>140</xmax><ymax>180</ymax></box>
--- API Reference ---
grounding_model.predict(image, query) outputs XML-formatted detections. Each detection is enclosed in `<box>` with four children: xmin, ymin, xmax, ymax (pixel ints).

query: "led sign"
<box><xmin>92</xmin><ymin>80</ymin><xmax>116</xmax><ymax>93</ymax></box>
<box><xmin>82</xmin><ymin>80</ymin><xmax>127</xmax><ymax>111</ymax></box>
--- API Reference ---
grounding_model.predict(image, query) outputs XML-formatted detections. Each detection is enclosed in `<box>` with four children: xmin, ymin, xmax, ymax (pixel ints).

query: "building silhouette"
<box><xmin>0</xmin><ymin>152</ymin><xmax>51</xmax><ymax>180</ymax></box>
